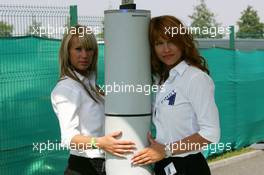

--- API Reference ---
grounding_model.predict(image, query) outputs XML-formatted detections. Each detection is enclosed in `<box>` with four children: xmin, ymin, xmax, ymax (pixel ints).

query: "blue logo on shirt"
<box><xmin>161</xmin><ymin>90</ymin><xmax>176</xmax><ymax>105</ymax></box>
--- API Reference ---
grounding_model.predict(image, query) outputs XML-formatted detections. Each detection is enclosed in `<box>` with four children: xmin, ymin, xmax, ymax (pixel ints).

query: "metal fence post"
<box><xmin>70</xmin><ymin>5</ymin><xmax>78</xmax><ymax>26</ymax></box>
<box><xmin>229</xmin><ymin>25</ymin><xmax>235</xmax><ymax>49</ymax></box>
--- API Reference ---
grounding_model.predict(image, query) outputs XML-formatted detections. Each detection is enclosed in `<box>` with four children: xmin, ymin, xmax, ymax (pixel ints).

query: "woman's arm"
<box><xmin>132</xmin><ymin>73</ymin><xmax>220</xmax><ymax>165</ymax></box>
<box><xmin>131</xmin><ymin>133</ymin><xmax>210</xmax><ymax>165</ymax></box>
<box><xmin>70</xmin><ymin>131</ymin><xmax>136</xmax><ymax>157</ymax></box>
<box><xmin>51</xmin><ymin>86</ymin><xmax>135</xmax><ymax>157</ymax></box>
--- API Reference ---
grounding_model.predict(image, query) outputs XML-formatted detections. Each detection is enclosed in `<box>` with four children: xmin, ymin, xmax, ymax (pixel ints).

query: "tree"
<box><xmin>96</xmin><ymin>19</ymin><xmax>104</xmax><ymax>41</ymax></box>
<box><xmin>236</xmin><ymin>6</ymin><xmax>264</xmax><ymax>39</ymax></box>
<box><xmin>27</xmin><ymin>18</ymin><xmax>48</xmax><ymax>38</ymax></box>
<box><xmin>0</xmin><ymin>21</ymin><xmax>13</xmax><ymax>37</ymax></box>
<box><xmin>189</xmin><ymin>0</ymin><xmax>223</xmax><ymax>38</ymax></box>
<box><xmin>63</xmin><ymin>16</ymin><xmax>71</xmax><ymax>29</ymax></box>
<box><xmin>60</xmin><ymin>17</ymin><xmax>71</xmax><ymax>38</ymax></box>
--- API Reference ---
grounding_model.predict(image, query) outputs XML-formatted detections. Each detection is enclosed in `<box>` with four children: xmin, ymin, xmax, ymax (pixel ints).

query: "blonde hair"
<box><xmin>59</xmin><ymin>24</ymin><xmax>101</xmax><ymax>103</ymax></box>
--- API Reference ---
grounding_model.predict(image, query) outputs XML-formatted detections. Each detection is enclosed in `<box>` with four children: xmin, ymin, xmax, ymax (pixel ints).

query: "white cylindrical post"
<box><xmin>104</xmin><ymin>9</ymin><xmax>152</xmax><ymax>175</ymax></box>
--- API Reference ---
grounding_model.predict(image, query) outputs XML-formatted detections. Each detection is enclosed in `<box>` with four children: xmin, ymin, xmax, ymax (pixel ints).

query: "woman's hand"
<box><xmin>131</xmin><ymin>132</ymin><xmax>165</xmax><ymax>165</ymax></box>
<box><xmin>97</xmin><ymin>131</ymin><xmax>136</xmax><ymax>157</ymax></box>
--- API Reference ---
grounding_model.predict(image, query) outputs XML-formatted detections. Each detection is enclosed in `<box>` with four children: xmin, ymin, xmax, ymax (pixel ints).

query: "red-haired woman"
<box><xmin>132</xmin><ymin>16</ymin><xmax>220</xmax><ymax>175</ymax></box>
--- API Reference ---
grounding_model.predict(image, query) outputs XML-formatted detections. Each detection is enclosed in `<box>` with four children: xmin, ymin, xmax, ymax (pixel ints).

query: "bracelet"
<box><xmin>91</xmin><ymin>137</ymin><xmax>97</xmax><ymax>149</ymax></box>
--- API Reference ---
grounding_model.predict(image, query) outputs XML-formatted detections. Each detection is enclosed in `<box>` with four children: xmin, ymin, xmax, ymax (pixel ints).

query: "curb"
<box><xmin>209</xmin><ymin>150</ymin><xmax>263</xmax><ymax>170</ymax></box>
<box><xmin>250</xmin><ymin>143</ymin><xmax>264</xmax><ymax>150</ymax></box>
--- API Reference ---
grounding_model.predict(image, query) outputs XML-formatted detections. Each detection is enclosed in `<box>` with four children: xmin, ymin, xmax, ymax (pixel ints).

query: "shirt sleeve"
<box><xmin>51</xmin><ymin>86</ymin><xmax>82</xmax><ymax>148</ymax></box>
<box><xmin>188</xmin><ymin>73</ymin><xmax>220</xmax><ymax>143</ymax></box>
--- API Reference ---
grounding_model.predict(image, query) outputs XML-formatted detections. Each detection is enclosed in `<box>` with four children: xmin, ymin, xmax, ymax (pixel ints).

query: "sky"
<box><xmin>0</xmin><ymin>0</ymin><xmax>264</xmax><ymax>27</ymax></box>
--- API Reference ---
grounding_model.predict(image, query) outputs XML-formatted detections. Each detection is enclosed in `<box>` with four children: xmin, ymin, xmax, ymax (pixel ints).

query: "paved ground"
<box><xmin>209</xmin><ymin>147</ymin><xmax>264</xmax><ymax>175</ymax></box>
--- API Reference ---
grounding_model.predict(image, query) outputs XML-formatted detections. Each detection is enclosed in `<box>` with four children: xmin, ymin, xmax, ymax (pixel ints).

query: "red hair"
<box><xmin>149</xmin><ymin>15</ymin><xmax>209</xmax><ymax>81</ymax></box>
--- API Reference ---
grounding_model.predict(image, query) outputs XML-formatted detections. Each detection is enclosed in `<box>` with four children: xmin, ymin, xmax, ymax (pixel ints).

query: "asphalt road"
<box><xmin>210</xmin><ymin>149</ymin><xmax>264</xmax><ymax>175</ymax></box>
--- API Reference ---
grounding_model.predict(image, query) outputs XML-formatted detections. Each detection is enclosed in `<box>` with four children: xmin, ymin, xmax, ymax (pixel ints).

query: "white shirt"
<box><xmin>153</xmin><ymin>60</ymin><xmax>220</xmax><ymax>157</ymax></box>
<box><xmin>51</xmin><ymin>72</ymin><xmax>105</xmax><ymax>158</ymax></box>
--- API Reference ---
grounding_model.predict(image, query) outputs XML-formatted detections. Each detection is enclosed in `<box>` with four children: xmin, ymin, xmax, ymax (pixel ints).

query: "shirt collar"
<box><xmin>169</xmin><ymin>60</ymin><xmax>189</xmax><ymax>77</ymax></box>
<box><xmin>73</xmin><ymin>70</ymin><xmax>86</xmax><ymax>82</ymax></box>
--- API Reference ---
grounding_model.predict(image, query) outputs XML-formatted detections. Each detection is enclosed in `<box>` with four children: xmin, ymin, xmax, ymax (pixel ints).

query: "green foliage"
<box><xmin>189</xmin><ymin>0</ymin><xmax>223</xmax><ymax>38</ymax></box>
<box><xmin>0</xmin><ymin>21</ymin><xmax>13</xmax><ymax>37</ymax></box>
<box><xmin>236</xmin><ymin>6</ymin><xmax>264</xmax><ymax>39</ymax></box>
<box><xmin>96</xmin><ymin>19</ymin><xmax>104</xmax><ymax>41</ymax></box>
<box><xmin>27</xmin><ymin>19</ymin><xmax>48</xmax><ymax>38</ymax></box>
<box><xmin>207</xmin><ymin>147</ymin><xmax>253</xmax><ymax>163</ymax></box>
<box><xmin>64</xmin><ymin>17</ymin><xmax>71</xmax><ymax>29</ymax></box>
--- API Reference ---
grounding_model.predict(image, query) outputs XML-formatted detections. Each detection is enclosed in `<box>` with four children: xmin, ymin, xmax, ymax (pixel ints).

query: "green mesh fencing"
<box><xmin>0</xmin><ymin>36</ymin><xmax>65</xmax><ymax>174</ymax></box>
<box><xmin>0</xmin><ymin>37</ymin><xmax>264</xmax><ymax>174</ymax></box>
<box><xmin>201</xmin><ymin>48</ymin><xmax>264</xmax><ymax>156</ymax></box>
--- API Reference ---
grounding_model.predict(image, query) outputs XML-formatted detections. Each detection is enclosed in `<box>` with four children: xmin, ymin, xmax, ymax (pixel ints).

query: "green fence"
<box><xmin>201</xmin><ymin>48</ymin><xmax>264</xmax><ymax>156</ymax></box>
<box><xmin>1</xmin><ymin>36</ymin><xmax>264</xmax><ymax>174</ymax></box>
<box><xmin>0</xmin><ymin>5</ymin><xmax>69</xmax><ymax>38</ymax></box>
<box><xmin>1</xmin><ymin>3</ymin><xmax>264</xmax><ymax>175</ymax></box>
<box><xmin>0</xmin><ymin>36</ymin><xmax>104</xmax><ymax>174</ymax></box>
<box><xmin>0</xmin><ymin>4</ymin><xmax>103</xmax><ymax>41</ymax></box>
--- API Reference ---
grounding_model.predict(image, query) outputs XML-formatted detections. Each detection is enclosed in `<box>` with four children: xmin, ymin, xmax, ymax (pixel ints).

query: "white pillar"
<box><xmin>104</xmin><ymin>10</ymin><xmax>152</xmax><ymax>175</ymax></box>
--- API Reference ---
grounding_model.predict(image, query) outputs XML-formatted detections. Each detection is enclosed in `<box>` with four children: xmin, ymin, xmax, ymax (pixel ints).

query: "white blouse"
<box><xmin>153</xmin><ymin>61</ymin><xmax>220</xmax><ymax>157</ymax></box>
<box><xmin>51</xmin><ymin>72</ymin><xmax>105</xmax><ymax>158</ymax></box>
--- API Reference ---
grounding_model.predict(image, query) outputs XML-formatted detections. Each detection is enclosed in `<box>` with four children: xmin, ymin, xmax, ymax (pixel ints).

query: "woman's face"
<box><xmin>69</xmin><ymin>36</ymin><xmax>94</xmax><ymax>75</ymax></box>
<box><xmin>154</xmin><ymin>37</ymin><xmax>182</xmax><ymax>67</ymax></box>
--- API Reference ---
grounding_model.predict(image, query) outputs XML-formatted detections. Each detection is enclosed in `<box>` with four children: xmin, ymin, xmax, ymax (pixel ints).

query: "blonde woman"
<box><xmin>51</xmin><ymin>25</ymin><xmax>135</xmax><ymax>175</ymax></box>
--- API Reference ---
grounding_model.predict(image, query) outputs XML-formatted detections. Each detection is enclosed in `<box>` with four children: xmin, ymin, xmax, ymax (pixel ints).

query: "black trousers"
<box><xmin>64</xmin><ymin>155</ymin><xmax>106</xmax><ymax>175</ymax></box>
<box><xmin>154</xmin><ymin>153</ymin><xmax>211</xmax><ymax>175</ymax></box>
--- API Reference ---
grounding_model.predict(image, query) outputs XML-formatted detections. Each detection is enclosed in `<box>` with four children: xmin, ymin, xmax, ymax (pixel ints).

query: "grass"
<box><xmin>207</xmin><ymin>147</ymin><xmax>254</xmax><ymax>163</ymax></box>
